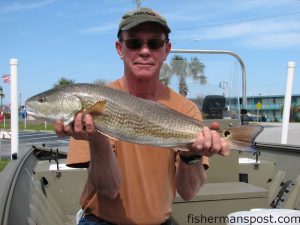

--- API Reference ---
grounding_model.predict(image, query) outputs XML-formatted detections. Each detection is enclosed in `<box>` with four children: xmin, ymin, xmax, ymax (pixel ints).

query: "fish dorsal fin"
<box><xmin>86</xmin><ymin>100</ymin><xmax>107</xmax><ymax>116</ymax></box>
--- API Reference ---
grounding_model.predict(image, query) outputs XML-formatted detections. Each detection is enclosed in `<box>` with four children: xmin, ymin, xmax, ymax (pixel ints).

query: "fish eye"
<box><xmin>224</xmin><ymin>130</ymin><xmax>231</xmax><ymax>137</ymax></box>
<box><xmin>38</xmin><ymin>96</ymin><xmax>46</xmax><ymax>103</ymax></box>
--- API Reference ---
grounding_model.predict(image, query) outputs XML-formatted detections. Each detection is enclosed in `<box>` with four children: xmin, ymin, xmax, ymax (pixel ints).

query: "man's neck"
<box><xmin>119</xmin><ymin>76</ymin><xmax>166</xmax><ymax>100</ymax></box>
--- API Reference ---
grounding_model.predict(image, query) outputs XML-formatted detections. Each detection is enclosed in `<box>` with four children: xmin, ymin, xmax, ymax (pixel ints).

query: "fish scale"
<box><xmin>94</xmin><ymin>99</ymin><xmax>199</xmax><ymax>146</ymax></box>
<box><xmin>96</xmin><ymin>95</ymin><xmax>200</xmax><ymax>146</ymax></box>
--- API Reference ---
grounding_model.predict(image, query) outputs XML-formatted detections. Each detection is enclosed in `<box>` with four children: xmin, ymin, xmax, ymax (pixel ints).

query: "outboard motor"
<box><xmin>202</xmin><ymin>95</ymin><xmax>227</xmax><ymax>119</ymax></box>
<box><xmin>240</xmin><ymin>108</ymin><xmax>249</xmax><ymax>125</ymax></box>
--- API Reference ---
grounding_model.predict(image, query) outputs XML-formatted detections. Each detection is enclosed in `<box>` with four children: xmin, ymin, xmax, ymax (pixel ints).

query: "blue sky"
<box><xmin>0</xmin><ymin>0</ymin><xmax>299</xmax><ymax>105</ymax></box>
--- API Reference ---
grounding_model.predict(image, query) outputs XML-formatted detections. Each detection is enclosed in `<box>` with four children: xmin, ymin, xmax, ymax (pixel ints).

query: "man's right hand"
<box><xmin>56</xmin><ymin>113</ymin><xmax>121</xmax><ymax>199</ymax></box>
<box><xmin>54</xmin><ymin>112</ymin><xmax>102</xmax><ymax>141</ymax></box>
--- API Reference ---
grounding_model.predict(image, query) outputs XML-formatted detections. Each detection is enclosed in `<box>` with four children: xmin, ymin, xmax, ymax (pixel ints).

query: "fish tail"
<box><xmin>226</xmin><ymin>125</ymin><xmax>264</xmax><ymax>152</ymax></box>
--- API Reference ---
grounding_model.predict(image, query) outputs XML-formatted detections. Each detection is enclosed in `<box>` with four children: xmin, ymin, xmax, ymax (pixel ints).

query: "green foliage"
<box><xmin>159</xmin><ymin>63</ymin><xmax>172</xmax><ymax>85</ymax></box>
<box><xmin>93</xmin><ymin>79</ymin><xmax>108</xmax><ymax>86</ymax></box>
<box><xmin>53</xmin><ymin>77</ymin><xmax>75</xmax><ymax>88</ymax></box>
<box><xmin>160</xmin><ymin>55</ymin><xmax>206</xmax><ymax>96</ymax></box>
<box><xmin>189</xmin><ymin>57</ymin><xmax>207</xmax><ymax>84</ymax></box>
<box><xmin>0</xmin><ymin>159</ymin><xmax>10</xmax><ymax>172</ymax></box>
<box><xmin>0</xmin><ymin>120</ymin><xmax>54</xmax><ymax>131</ymax></box>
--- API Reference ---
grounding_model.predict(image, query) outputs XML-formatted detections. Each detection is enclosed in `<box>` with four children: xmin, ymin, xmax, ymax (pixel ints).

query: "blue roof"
<box><xmin>246</xmin><ymin>94</ymin><xmax>300</xmax><ymax>99</ymax></box>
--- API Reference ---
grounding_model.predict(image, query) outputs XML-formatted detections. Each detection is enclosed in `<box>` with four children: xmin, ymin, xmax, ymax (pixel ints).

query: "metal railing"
<box><xmin>171</xmin><ymin>49</ymin><xmax>247</xmax><ymax>109</ymax></box>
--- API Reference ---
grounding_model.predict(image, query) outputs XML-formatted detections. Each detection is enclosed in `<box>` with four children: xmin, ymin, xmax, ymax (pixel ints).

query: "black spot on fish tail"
<box><xmin>227</xmin><ymin>125</ymin><xmax>264</xmax><ymax>152</ymax></box>
<box><xmin>224</xmin><ymin>130</ymin><xmax>231</xmax><ymax>137</ymax></box>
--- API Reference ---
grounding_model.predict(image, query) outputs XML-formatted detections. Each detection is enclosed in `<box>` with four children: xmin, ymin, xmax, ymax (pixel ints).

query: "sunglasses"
<box><xmin>123</xmin><ymin>39</ymin><xmax>167</xmax><ymax>50</ymax></box>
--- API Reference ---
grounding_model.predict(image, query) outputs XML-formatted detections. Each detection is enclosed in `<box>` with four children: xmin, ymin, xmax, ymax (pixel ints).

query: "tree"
<box><xmin>296</xmin><ymin>105</ymin><xmax>300</xmax><ymax>122</ymax></box>
<box><xmin>290</xmin><ymin>104</ymin><xmax>299</xmax><ymax>122</ymax></box>
<box><xmin>280</xmin><ymin>104</ymin><xmax>300</xmax><ymax>122</ymax></box>
<box><xmin>162</xmin><ymin>55</ymin><xmax>207</xmax><ymax>96</ymax></box>
<box><xmin>170</xmin><ymin>55</ymin><xmax>189</xmax><ymax>96</ymax></box>
<box><xmin>159</xmin><ymin>63</ymin><xmax>172</xmax><ymax>86</ymax></box>
<box><xmin>169</xmin><ymin>55</ymin><xmax>207</xmax><ymax>96</ymax></box>
<box><xmin>189</xmin><ymin>57</ymin><xmax>207</xmax><ymax>84</ymax></box>
<box><xmin>53</xmin><ymin>77</ymin><xmax>75</xmax><ymax>88</ymax></box>
<box><xmin>93</xmin><ymin>79</ymin><xmax>108</xmax><ymax>86</ymax></box>
<box><xmin>192</xmin><ymin>94</ymin><xmax>205</xmax><ymax>109</ymax></box>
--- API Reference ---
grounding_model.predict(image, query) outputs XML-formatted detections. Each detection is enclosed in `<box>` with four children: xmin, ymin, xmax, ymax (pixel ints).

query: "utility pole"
<box><xmin>133</xmin><ymin>0</ymin><xmax>141</xmax><ymax>8</ymax></box>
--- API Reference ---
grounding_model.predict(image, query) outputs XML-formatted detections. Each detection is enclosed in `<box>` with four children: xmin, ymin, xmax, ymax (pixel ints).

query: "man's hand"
<box><xmin>186</xmin><ymin>122</ymin><xmax>230</xmax><ymax>157</ymax></box>
<box><xmin>55</xmin><ymin>113</ymin><xmax>121</xmax><ymax>199</ymax></box>
<box><xmin>54</xmin><ymin>112</ymin><xmax>101</xmax><ymax>141</ymax></box>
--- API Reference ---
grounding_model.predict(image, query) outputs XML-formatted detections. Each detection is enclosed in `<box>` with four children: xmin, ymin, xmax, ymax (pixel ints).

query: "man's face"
<box><xmin>116</xmin><ymin>23</ymin><xmax>171</xmax><ymax>81</ymax></box>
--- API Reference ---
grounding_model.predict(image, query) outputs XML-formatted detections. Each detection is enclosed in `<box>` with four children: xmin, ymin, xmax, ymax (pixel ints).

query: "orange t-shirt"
<box><xmin>66</xmin><ymin>79</ymin><xmax>208</xmax><ymax>225</ymax></box>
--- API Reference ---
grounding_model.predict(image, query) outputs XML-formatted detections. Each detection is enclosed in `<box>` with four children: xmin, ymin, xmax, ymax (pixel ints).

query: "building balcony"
<box><xmin>247</xmin><ymin>104</ymin><xmax>282</xmax><ymax>110</ymax></box>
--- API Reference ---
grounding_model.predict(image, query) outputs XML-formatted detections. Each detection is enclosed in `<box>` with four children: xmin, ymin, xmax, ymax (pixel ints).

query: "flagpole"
<box><xmin>10</xmin><ymin>58</ymin><xmax>19</xmax><ymax>160</ymax></box>
<box><xmin>281</xmin><ymin>61</ymin><xmax>295</xmax><ymax>144</ymax></box>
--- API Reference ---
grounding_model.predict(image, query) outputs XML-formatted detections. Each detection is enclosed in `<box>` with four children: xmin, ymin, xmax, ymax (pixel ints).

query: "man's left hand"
<box><xmin>187</xmin><ymin>122</ymin><xmax>230</xmax><ymax>157</ymax></box>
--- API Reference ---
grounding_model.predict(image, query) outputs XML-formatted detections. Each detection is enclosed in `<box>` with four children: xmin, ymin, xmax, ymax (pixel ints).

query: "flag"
<box><xmin>2</xmin><ymin>74</ymin><xmax>11</xmax><ymax>83</ymax></box>
<box><xmin>0</xmin><ymin>106</ymin><xmax>5</xmax><ymax>122</ymax></box>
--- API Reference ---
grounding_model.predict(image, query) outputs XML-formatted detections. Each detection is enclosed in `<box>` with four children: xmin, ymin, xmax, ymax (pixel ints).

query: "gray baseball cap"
<box><xmin>118</xmin><ymin>7</ymin><xmax>171</xmax><ymax>35</ymax></box>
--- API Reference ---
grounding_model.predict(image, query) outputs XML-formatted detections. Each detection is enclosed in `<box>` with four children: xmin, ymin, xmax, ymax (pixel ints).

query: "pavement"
<box><xmin>255</xmin><ymin>122</ymin><xmax>300</xmax><ymax>146</ymax></box>
<box><xmin>0</xmin><ymin>131</ymin><xmax>69</xmax><ymax>159</ymax></box>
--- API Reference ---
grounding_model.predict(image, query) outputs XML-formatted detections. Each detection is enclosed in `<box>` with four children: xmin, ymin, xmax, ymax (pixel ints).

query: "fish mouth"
<box><xmin>26</xmin><ymin>110</ymin><xmax>57</xmax><ymax>124</ymax></box>
<box><xmin>26</xmin><ymin>109</ymin><xmax>44</xmax><ymax>120</ymax></box>
<box><xmin>25</xmin><ymin>105</ymin><xmax>46</xmax><ymax>120</ymax></box>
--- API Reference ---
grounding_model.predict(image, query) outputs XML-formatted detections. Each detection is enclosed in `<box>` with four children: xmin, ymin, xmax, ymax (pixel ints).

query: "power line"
<box><xmin>175</xmin><ymin>11</ymin><xmax>300</xmax><ymax>31</ymax></box>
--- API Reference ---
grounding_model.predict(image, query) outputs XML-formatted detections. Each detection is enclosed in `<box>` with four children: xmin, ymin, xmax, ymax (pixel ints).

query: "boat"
<box><xmin>1</xmin><ymin>49</ymin><xmax>300</xmax><ymax>225</ymax></box>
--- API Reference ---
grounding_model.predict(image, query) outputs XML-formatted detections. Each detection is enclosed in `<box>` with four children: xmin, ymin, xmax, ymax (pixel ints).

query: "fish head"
<box><xmin>25</xmin><ymin>86</ymin><xmax>83</xmax><ymax>125</ymax></box>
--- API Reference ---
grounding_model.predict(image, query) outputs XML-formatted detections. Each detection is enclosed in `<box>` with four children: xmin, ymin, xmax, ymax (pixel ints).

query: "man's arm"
<box><xmin>175</xmin><ymin>155</ymin><xmax>207</xmax><ymax>201</ymax></box>
<box><xmin>175</xmin><ymin>124</ymin><xmax>229</xmax><ymax>201</ymax></box>
<box><xmin>55</xmin><ymin>112</ymin><xmax>121</xmax><ymax>199</ymax></box>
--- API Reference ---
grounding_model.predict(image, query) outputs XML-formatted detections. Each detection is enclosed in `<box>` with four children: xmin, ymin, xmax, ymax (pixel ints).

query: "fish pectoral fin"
<box><xmin>86</xmin><ymin>100</ymin><xmax>107</xmax><ymax>116</ymax></box>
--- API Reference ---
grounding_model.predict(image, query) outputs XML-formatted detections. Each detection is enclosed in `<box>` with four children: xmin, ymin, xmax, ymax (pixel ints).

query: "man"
<box><xmin>55</xmin><ymin>7</ymin><xmax>229</xmax><ymax>225</ymax></box>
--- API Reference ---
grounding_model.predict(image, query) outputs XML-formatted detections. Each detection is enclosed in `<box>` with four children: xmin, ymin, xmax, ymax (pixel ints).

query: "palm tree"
<box><xmin>169</xmin><ymin>55</ymin><xmax>207</xmax><ymax>96</ymax></box>
<box><xmin>188</xmin><ymin>57</ymin><xmax>207</xmax><ymax>84</ymax></box>
<box><xmin>53</xmin><ymin>77</ymin><xmax>75</xmax><ymax>88</ymax></box>
<box><xmin>159</xmin><ymin>63</ymin><xmax>172</xmax><ymax>86</ymax></box>
<box><xmin>170</xmin><ymin>55</ymin><xmax>189</xmax><ymax>96</ymax></box>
